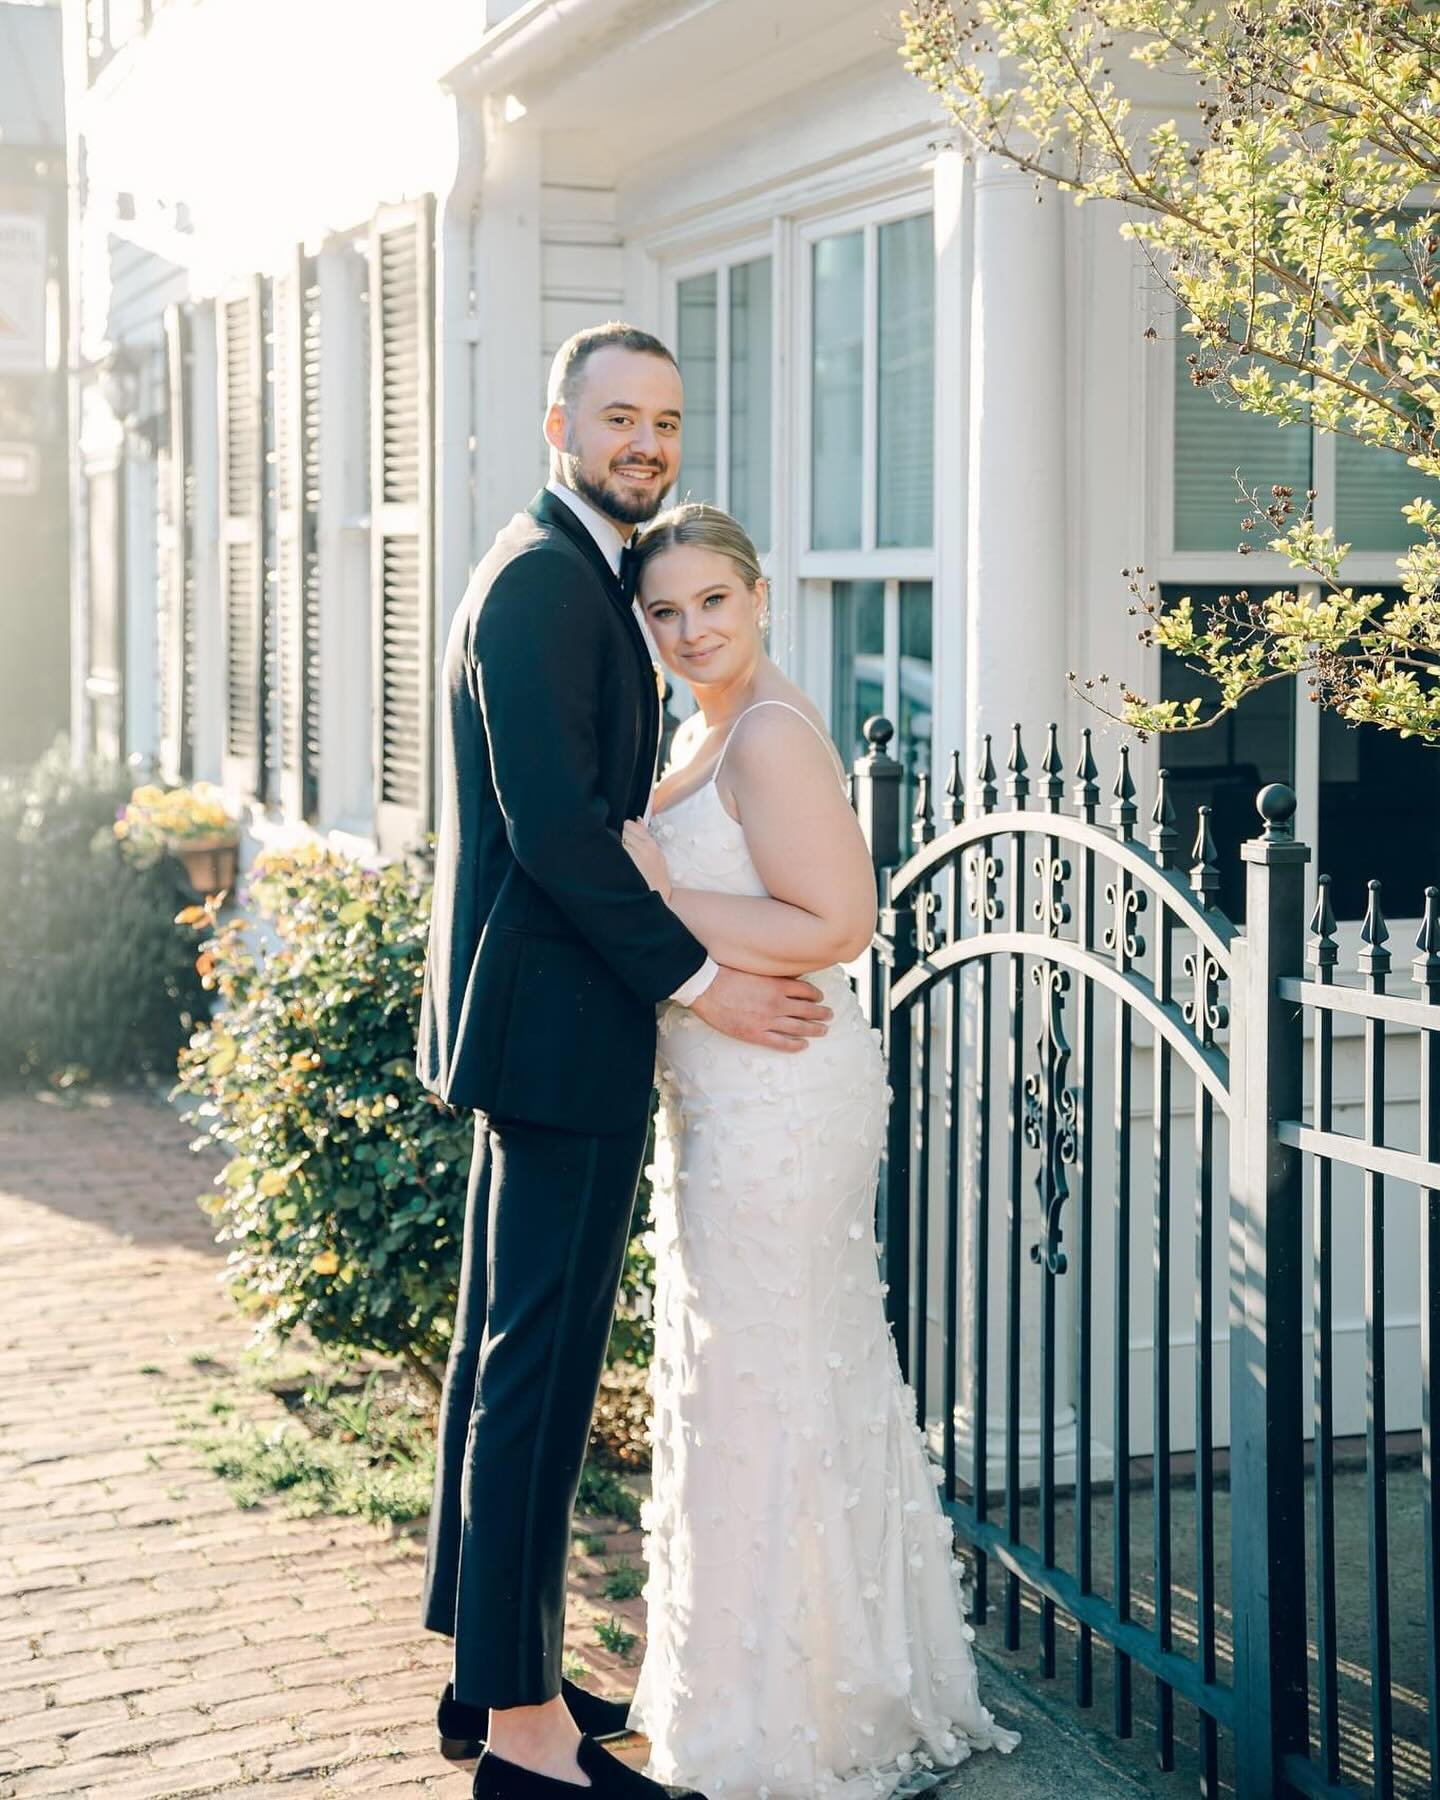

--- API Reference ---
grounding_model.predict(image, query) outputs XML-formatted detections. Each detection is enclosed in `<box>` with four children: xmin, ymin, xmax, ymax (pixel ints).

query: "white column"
<box><xmin>959</xmin><ymin>155</ymin><xmax>1078</xmax><ymax>1485</ymax></box>
<box><xmin>930</xmin><ymin>149</ymin><xmax>969</xmax><ymax>767</ymax></box>
<box><xmin>469</xmin><ymin>95</ymin><xmax>542</xmax><ymax>569</ymax></box>
<box><xmin>965</xmin><ymin>157</ymin><xmax>1070</xmax><ymax>764</ymax></box>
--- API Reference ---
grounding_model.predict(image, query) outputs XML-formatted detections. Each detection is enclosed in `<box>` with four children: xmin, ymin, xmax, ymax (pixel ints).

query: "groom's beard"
<box><xmin>560</xmin><ymin>450</ymin><xmax>670</xmax><ymax>528</ymax></box>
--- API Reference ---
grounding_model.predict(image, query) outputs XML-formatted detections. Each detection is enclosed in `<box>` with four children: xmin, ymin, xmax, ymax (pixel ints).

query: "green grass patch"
<box><xmin>602</xmin><ymin>1559</ymin><xmax>644</xmax><ymax>1602</ymax></box>
<box><xmin>594</xmin><ymin>1616</ymin><xmax>637</xmax><ymax>1660</ymax></box>
<box><xmin>192</xmin><ymin>1412</ymin><xmax>434</xmax><ymax>1525</ymax></box>
<box><xmin>576</xmin><ymin>1464</ymin><xmax>640</xmax><ymax>1526</ymax></box>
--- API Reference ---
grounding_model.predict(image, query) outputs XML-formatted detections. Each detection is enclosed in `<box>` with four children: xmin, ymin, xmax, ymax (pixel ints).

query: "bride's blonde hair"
<box><xmin>633</xmin><ymin>502</ymin><xmax>765</xmax><ymax>597</ymax></box>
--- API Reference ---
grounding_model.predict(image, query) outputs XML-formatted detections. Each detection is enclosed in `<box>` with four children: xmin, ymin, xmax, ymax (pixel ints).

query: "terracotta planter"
<box><xmin>169</xmin><ymin>834</ymin><xmax>239</xmax><ymax>897</ymax></box>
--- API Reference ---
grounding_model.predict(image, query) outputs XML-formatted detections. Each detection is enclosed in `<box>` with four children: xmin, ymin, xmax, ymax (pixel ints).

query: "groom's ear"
<box><xmin>543</xmin><ymin>403</ymin><xmax>568</xmax><ymax>455</ymax></box>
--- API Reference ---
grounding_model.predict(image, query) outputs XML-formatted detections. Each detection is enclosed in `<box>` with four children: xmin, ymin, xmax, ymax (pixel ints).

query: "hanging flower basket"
<box><xmin>115</xmin><ymin>782</ymin><xmax>241</xmax><ymax>899</ymax></box>
<box><xmin>169</xmin><ymin>832</ymin><xmax>240</xmax><ymax>897</ymax></box>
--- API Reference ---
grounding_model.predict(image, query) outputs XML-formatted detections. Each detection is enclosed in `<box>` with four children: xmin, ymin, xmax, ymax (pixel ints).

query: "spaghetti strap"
<box><xmin>710</xmin><ymin>699</ymin><xmax>848</xmax><ymax>790</ymax></box>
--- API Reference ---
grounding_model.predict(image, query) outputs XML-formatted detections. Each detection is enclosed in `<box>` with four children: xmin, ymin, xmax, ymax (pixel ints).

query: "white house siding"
<box><xmin>540</xmin><ymin>180</ymin><xmax>623</xmax><ymax>403</ymax></box>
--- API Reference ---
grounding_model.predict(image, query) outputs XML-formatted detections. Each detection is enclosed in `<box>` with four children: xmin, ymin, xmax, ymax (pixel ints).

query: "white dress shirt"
<box><xmin>544</xmin><ymin>479</ymin><xmax>719</xmax><ymax>1008</ymax></box>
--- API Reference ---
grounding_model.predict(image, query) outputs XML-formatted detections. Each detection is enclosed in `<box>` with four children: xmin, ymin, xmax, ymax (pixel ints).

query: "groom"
<box><xmin>417</xmin><ymin>322</ymin><xmax>830</xmax><ymax>1800</ymax></box>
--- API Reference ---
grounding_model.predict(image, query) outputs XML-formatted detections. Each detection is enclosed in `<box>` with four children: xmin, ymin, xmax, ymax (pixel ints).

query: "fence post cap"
<box><xmin>1243</xmin><ymin>781</ymin><xmax>1309</xmax><ymax>865</ymax></box>
<box><xmin>862</xmin><ymin>715</ymin><xmax>895</xmax><ymax>755</ymax></box>
<box><xmin>1256</xmin><ymin>782</ymin><xmax>1297</xmax><ymax>838</ymax></box>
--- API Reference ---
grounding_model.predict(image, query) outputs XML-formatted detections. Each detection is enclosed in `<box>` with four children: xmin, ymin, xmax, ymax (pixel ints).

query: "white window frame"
<box><xmin>795</xmin><ymin>191</ymin><xmax>936</xmax><ymax>735</ymax></box>
<box><xmin>1151</xmin><ymin>299</ymin><xmax>1428</xmax><ymax>927</ymax></box>
<box><xmin>649</xmin><ymin>171</ymin><xmax>940</xmax><ymax>747</ymax></box>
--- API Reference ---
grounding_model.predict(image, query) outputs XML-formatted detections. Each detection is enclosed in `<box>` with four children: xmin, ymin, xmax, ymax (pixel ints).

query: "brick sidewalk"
<box><xmin>0</xmin><ymin>1089</ymin><xmax>647</xmax><ymax>1800</ymax></box>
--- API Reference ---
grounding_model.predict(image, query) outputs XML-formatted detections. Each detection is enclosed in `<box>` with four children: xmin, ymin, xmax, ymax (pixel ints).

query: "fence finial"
<box><xmin>1256</xmin><ymin>782</ymin><xmax>1297</xmax><ymax>844</ymax></box>
<box><xmin>1190</xmin><ymin>804</ymin><xmax>1219</xmax><ymax>907</ymax></box>
<box><xmin>1149</xmin><ymin>767</ymin><xmax>1178</xmax><ymax>869</ymax></box>
<box><xmin>976</xmin><ymin>733</ymin><xmax>997</xmax><ymax>814</ymax></box>
<box><xmin>1038</xmin><ymin>723</ymin><xmax>1063</xmax><ymax>812</ymax></box>
<box><xmin>1308</xmin><ymin>873</ymin><xmax>1338</xmax><ymax>973</ymax></box>
<box><xmin>944</xmin><ymin>749</ymin><xmax>964</xmax><ymax>825</ymax></box>
<box><xmin>1415</xmin><ymin>886</ymin><xmax>1440</xmax><ymax>990</ymax></box>
<box><xmin>912</xmin><ymin>771</ymin><xmax>934</xmax><ymax>848</ymax></box>
<box><xmin>863</xmin><ymin>715</ymin><xmax>895</xmax><ymax>758</ymax></box>
<box><xmin>1358</xmin><ymin>880</ymin><xmax>1391</xmax><ymax>982</ymax></box>
<box><xmin>1111</xmin><ymin>743</ymin><xmax>1137</xmax><ymax>841</ymax></box>
<box><xmin>1073</xmin><ymin>727</ymin><xmax>1100</xmax><ymax>823</ymax></box>
<box><xmin>1006</xmin><ymin>723</ymin><xmax>1029</xmax><ymax>806</ymax></box>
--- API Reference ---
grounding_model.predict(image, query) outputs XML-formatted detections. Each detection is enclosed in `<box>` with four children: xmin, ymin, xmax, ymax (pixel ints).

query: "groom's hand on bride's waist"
<box><xmin>689</xmin><ymin>968</ymin><xmax>831</xmax><ymax>1052</ymax></box>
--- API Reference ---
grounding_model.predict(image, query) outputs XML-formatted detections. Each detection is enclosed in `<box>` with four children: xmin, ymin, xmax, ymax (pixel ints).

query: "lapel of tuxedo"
<box><xmin>526</xmin><ymin>490</ymin><xmax>662</xmax><ymax>798</ymax></box>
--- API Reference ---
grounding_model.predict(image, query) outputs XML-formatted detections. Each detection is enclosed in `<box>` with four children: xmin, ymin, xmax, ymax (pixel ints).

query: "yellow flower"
<box><xmin>310</xmin><ymin>1250</ymin><xmax>340</xmax><ymax>1275</ymax></box>
<box><xmin>257</xmin><ymin>1168</ymin><xmax>289</xmax><ymax>1197</ymax></box>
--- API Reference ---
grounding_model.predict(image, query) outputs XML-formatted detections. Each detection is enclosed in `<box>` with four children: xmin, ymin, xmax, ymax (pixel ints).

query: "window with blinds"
<box><xmin>1172</xmin><ymin>271</ymin><xmax>1440</xmax><ymax>555</ymax></box>
<box><xmin>1171</xmin><ymin>338</ymin><xmax>1312</xmax><ymax>554</ymax></box>
<box><xmin>674</xmin><ymin>253</ymin><xmax>773</xmax><ymax>549</ymax></box>
<box><xmin>811</xmin><ymin>213</ymin><xmax>934</xmax><ymax>553</ymax></box>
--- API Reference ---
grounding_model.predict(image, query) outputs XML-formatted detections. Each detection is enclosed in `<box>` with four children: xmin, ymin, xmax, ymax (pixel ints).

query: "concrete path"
<box><xmin>0</xmin><ymin>1087</ymin><xmax>1126</xmax><ymax>1799</ymax></box>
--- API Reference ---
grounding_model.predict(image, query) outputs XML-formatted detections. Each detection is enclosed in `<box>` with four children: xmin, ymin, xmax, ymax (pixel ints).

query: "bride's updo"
<box><xmin>632</xmin><ymin>502</ymin><xmax>764</xmax><ymax>593</ymax></box>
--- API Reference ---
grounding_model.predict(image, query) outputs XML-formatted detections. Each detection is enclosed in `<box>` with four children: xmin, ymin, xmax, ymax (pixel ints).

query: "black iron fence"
<box><xmin>851</xmin><ymin>715</ymin><xmax>1440</xmax><ymax>1800</ymax></box>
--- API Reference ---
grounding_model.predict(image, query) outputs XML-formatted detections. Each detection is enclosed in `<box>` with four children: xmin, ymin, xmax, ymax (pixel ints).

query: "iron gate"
<box><xmin>851</xmin><ymin>716</ymin><xmax>1440</xmax><ymax>1800</ymax></box>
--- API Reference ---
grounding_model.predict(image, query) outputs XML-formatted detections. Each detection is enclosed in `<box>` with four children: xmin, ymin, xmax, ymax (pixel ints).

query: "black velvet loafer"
<box><xmin>438</xmin><ymin>1679</ymin><xmax>635</xmax><ymax>1761</ymax></box>
<box><xmin>472</xmin><ymin>1733</ymin><xmax>705</xmax><ymax>1800</ymax></box>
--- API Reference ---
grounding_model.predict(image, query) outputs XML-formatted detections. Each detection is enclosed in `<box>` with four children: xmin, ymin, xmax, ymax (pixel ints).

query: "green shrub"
<box><xmin>176</xmin><ymin>844</ymin><xmax>473</xmax><ymax>1388</ymax></box>
<box><xmin>177</xmin><ymin>837</ymin><xmax>662</xmax><ymax>1400</ymax></box>
<box><xmin>0</xmin><ymin>737</ymin><xmax>211</xmax><ymax>1084</ymax></box>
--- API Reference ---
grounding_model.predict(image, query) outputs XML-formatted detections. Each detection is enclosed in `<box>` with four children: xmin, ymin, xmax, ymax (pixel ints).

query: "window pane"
<box><xmin>1336</xmin><ymin>218</ymin><xmax>1440</xmax><ymax>550</ymax></box>
<box><xmin>1335</xmin><ymin>433</ymin><xmax>1440</xmax><ymax>552</ymax></box>
<box><xmin>898</xmin><ymin>580</ymin><xmax>934</xmax><ymax>811</ymax></box>
<box><xmin>1158</xmin><ymin>586</ymin><xmax>1294</xmax><ymax>921</ymax></box>
<box><xmin>1318</xmin><ymin>589</ymin><xmax>1440</xmax><ymax>917</ymax></box>
<box><xmin>878</xmin><ymin>215</ymin><xmax>935</xmax><ymax>548</ymax></box>
<box><xmin>1173</xmin><ymin>336</ymin><xmax>1312</xmax><ymax>553</ymax></box>
<box><xmin>729</xmin><ymin>258</ymin><xmax>772</xmax><ymax>551</ymax></box>
<box><xmin>831</xmin><ymin>579</ymin><xmax>885</xmax><ymax>767</ymax></box>
<box><xmin>812</xmin><ymin>232</ymin><xmax>864</xmax><ymax>550</ymax></box>
<box><xmin>677</xmin><ymin>272</ymin><xmax>717</xmax><ymax>506</ymax></box>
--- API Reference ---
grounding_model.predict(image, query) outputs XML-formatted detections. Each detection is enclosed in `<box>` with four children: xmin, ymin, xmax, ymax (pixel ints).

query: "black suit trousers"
<box><xmin>421</xmin><ymin>1109</ymin><xmax>649</xmax><ymax>1708</ymax></box>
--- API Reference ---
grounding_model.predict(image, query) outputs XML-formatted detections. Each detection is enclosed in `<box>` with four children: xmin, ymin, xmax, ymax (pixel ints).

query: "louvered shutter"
<box><xmin>158</xmin><ymin>304</ymin><xmax>195</xmax><ymax>784</ymax></box>
<box><xmin>273</xmin><ymin>250</ymin><xmax>321</xmax><ymax>821</ymax></box>
<box><xmin>85</xmin><ymin>462</ymin><xmax>125</xmax><ymax>762</ymax></box>
<box><xmin>369</xmin><ymin>197</ymin><xmax>435</xmax><ymax>856</ymax></box>
<box><xmin>217</xmin><ymin>277</ymin><xmax>264</xmax><ymax>797</ymax></box>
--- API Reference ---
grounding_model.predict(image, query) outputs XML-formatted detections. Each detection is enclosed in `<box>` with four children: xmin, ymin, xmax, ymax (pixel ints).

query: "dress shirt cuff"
<box><xmin>669</xmin><ymin>957</ymin><xmax>720</xmax><ymax>1007</ymax></box>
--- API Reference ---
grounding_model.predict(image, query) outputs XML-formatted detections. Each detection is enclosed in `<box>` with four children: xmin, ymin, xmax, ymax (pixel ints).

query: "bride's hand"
<box><xmin>622</xmin><ymin>817</ymin><xmax>672</xmax><ymax>902</ymax></box>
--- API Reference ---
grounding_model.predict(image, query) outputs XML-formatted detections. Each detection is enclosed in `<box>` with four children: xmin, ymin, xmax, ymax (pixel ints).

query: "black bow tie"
<box><xmin>619</xmin><ymin>543</ymin><xmax>640</xmax><ymax>602</ymax></box>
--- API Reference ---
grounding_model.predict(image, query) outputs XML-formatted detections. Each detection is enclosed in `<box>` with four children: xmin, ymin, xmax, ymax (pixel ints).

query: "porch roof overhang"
<box><xmin>439</xmin><ymin>0</ymin><xmax>900</xmax><ymax>173</ymax></box>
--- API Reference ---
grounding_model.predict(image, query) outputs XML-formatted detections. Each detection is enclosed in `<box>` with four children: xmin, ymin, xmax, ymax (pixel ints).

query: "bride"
<box><xmin>618</xmin><ymin>503</ymin><xmax>1019</xmax><ymax>1799</ymax></box>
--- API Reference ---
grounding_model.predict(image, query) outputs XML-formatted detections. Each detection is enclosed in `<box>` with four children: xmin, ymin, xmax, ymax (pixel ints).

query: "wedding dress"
<box><xmin>628</xmin><ymin>701</ymin><xmax>1020</xmax><ymax>1799</ymax></box>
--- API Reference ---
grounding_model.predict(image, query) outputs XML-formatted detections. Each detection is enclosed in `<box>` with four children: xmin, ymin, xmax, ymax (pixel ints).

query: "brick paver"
<box><xmin>0</xmin><ymin>1090</ymin><xmax>648</xmax><ymax>1799</ymax></box>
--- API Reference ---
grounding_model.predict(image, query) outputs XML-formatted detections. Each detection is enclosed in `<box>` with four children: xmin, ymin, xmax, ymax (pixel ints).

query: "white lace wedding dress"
<box><xmin>627</xmin><ymin>702</ymin><xmax>1019</xmax><ymax>1800</ymax></box>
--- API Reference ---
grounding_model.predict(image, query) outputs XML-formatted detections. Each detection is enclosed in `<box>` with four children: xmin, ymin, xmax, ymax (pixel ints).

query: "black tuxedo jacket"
<box><xmin>416</xmin><ymin>489</ymin><xmax>708</xmax><ymax>1135</ymax></box>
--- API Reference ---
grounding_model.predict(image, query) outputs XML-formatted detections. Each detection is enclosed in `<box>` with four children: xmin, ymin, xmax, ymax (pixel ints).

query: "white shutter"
<box><xmin>369</xmin><ymin>197</ymin><xmax>435</xmax><ymax>856</ymax></box>
<box><xmin>217</xmin><ymin>277</ymin><xmax>264</xmax><ymax>797</ymax></box>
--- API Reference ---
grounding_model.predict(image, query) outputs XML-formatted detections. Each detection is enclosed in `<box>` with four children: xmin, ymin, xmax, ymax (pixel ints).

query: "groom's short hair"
<box><xmin>547</xmin><ymin>322</ymin><xmax>678</xmax><ymax>410</ymax></box>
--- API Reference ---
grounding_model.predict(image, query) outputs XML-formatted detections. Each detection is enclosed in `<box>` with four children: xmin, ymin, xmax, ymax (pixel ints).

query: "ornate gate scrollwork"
<box><xmin>1022</xmin><ymin>961</ymin><xmax>1079</xmax><ymax>1275</ymax></box>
